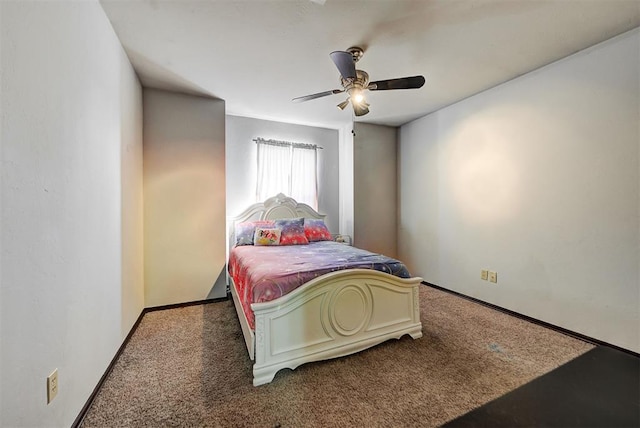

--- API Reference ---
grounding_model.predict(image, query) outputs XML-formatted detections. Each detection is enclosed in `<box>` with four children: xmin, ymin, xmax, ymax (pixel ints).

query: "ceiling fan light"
<box><xmin>353</xmin><ymin>103</ymin><xmax>370</xmax><ymax>117</ymax></box>
<box><xmin>337</xmin><ymin>99</ymin><xmax>350</xmax><ymax>110</ymax></box>
<box><xmin>351</xmin><ymin>90</ymin><xmax>365</xmax><ymax>105</ymax></box>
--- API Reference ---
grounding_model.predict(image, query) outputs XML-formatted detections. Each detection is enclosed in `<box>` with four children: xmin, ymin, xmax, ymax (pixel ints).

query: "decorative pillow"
<box><xmin>234</xmin><ymin>220</ymin><xmax>275</xmax><ymax>246</ymax></box>
<box><xmin>254</xmin><ymin>227</ymin><xmax>281</xmax><ymax>246</ymax></box>
<box><xmin>304</xmin><ymin>218</ymin><xmax>333</xmax><ymax>242</ymax></box>
<box><xmin>274</xmin><ymin>217</ymin><xmax>309</xmax><ymax>245</ymax></box>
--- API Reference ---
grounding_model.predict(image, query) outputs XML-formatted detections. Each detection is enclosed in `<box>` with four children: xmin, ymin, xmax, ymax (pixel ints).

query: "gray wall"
<box><xmin>353</xmin><ymin>123</ymin><xmax>398</xmax><ymax>258</ymax></box>
<box><xmin>226</xmin><ymin>115</ymin><xmax>340</xmax><ymax>233</ymax></box>
<box><xmin>143</xmin><ymin>89</ymin><xmax>227</xmax><ymax>305</ymax></box>
<box><xmin>398</xmin><ymin>29</ymin><xmax>639</xmax><ymax>352</ymax></box>
<box><xmin>1</xmin><ymin>2</ymin><xmax>144</xmax><ymax>426</ymax></box>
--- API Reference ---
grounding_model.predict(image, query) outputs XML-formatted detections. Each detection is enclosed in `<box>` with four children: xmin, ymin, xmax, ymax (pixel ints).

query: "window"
<box><xmin>255</xmin><ymin>138</ymin><xmax>319</xmax><ymax>209</ymax></box>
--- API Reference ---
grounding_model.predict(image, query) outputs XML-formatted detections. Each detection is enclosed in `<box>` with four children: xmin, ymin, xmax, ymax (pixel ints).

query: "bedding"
<box><xmin>228</xmin><ymin>240</ymin><xmax>411</xmax><ymax>329</ymax></box>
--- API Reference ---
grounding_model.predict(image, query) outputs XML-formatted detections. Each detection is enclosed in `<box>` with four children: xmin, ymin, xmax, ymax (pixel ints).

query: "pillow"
<box><xmin>234</xmin><ymin>220</ymin><xmax>275</xmax><ymax>246</ymax></box>
<box><xmin>253</xmin><ymin>227</ymin><xmax>281</xmax><ymax>246</ymax></box>
<box><xmin>303</xmin><ymin>218</ymin><xmax>332</xmax><ymax>242</ymax></box>
<box><xmin>274</xmin><ymin>217</ymin><xmax>309</xmax><ymax>245</ymax></box>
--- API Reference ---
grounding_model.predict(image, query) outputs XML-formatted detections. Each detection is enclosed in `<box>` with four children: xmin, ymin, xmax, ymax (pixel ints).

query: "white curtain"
<box><xmin>256</xmin><ymin>139</ymin><xmax>318</xmax><ymax>209</ymax></box>
<box><xmin>256</xmin><ymin>142</ymin><xmax>290</xmax><ymax>201</ymax></box>
<box><xmin>290</xmin><ymin>146</ymin><xmax>318</xmax><ymax>208</ymax></box>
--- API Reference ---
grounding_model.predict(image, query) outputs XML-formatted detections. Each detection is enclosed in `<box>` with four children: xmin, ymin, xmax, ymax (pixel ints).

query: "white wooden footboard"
<box><xmin>250</xmin><ymin>269</ymin><xmax>423</xmax><ymax>386</ymax></box>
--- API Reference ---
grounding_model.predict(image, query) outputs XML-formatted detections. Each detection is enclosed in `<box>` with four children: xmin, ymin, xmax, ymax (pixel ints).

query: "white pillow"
<box><xmin>253</xmin><ymin>227</ymin><xmax>281</xmax><ymax>246</ymax></box>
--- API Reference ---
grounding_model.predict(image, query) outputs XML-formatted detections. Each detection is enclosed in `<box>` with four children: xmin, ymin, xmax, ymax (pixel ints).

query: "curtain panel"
<box><xmin>255</xmin><ymin>138</ymin><xmax>319</xmax><ymax>209</ymax></box>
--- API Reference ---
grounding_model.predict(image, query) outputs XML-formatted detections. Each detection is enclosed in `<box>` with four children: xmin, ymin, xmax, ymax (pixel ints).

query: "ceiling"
<box><xmin>100</xmin><ymin>0</ymin><xmax>640</xmax><ymax>129</ymax></box>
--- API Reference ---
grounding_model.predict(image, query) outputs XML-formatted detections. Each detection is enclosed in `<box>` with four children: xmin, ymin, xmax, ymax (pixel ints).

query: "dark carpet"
<box><xmin>444</xmin><ymin>345</ymin><xmax>640</xmax><ymax>427</ymax></box>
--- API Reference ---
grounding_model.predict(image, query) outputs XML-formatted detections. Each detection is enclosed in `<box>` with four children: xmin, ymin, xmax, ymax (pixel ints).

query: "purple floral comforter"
<box><xmin>228</xmin><ymin>241</ymin><xmax>411</xmax><ymax>329</ymax></box>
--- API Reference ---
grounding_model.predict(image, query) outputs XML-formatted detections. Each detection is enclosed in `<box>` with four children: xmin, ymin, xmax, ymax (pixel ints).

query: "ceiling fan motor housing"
<box><xmin>341</xmin><ymin>69</ymin><xmax>369</xmax><ymax>93</ymax></box>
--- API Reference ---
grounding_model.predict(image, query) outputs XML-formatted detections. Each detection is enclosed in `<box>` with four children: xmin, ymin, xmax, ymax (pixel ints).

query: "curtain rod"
<box><xmin>253</xmin><ymin>137</ymin><xmax>323</xmax><ymax>150</ymax></box>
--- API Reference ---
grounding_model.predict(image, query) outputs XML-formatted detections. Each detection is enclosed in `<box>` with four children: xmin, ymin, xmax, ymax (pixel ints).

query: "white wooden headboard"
<box><xmin>228</xmin><ymin>193</ymin><xmax>326</xmax><ymax>253</ymax></box>
<box><xmin>235</xmin><ymin>193</ymin><xmax>325</xmax><ymax>223</ymax></box>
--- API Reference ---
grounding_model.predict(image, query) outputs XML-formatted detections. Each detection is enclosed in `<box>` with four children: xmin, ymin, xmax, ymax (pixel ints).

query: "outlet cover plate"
<box><xmin>481</xmin><ymin>269</ymin><xmax>489</xmax><ymax>281</ymax></box>
<box><xmin>47</xmin><ymin>369</ymin><xmax>58</xmax><ymax>404</ymax></box>
<box><xmin>489</xmin><ymin>271</ymin><xmax>498</xmax><ymax>283</ymax></box>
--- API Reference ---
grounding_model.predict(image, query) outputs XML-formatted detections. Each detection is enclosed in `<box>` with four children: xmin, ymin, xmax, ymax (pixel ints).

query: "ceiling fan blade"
<box><xmin>353</xmin><ymin>103</ymin><xmax>369</xmax><ymax>117</ymax></box>
<box><xmin>330</xmin><ymin>51</ymin><xmax>356</xmax><ymax>80</ymax></box>
<box><xmin>292</xmin><ymin>89</ymin><xmax>344</xmax><ymax>103</ymax></box>
<box><xmin>368</xmin><ymin>75</ymin><xmax>426</xmax><ymax>91</ymax></box>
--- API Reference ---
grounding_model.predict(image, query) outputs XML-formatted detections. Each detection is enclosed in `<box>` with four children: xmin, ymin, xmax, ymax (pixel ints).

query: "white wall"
<box><xmin>120</xmin><ymin>50</ymin><xmax>145</xmax><ymax>337</ymax></box>
<box><xmin>399</xmin><ymin>29</ymin><xmax>639</xmax><ymax>352</ymax></box>
<box><xmin>353</xmin><ymin>123</ymin><xmax>398</xmax><ymax>257</ymax></box>
<box><xmin>0</xmin><ymin>1</ymin><xmax>144</xmax><ymax>426</ymax></box>
<box><xmin>226</xmin><ymin>115</ymin><xmax>340</xmax><ymax>233</ymax></box>
<box><xmin>143</xmin><ymin>89</ymin><xmax>227</xmax><ymax>305</ymax></box>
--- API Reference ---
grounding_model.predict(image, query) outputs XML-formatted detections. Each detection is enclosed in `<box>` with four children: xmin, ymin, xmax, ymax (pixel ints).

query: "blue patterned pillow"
<box><xmin>274</xmin><ymin>217</ymin><xmax>309</xmax><ymax>245</ymax></box>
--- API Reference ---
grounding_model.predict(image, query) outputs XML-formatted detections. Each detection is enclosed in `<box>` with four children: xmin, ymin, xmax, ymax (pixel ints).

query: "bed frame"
<box><xmin>229</xmin><ymin>194</ymin><xmax>423</xmax><ymax>386</ymax></box>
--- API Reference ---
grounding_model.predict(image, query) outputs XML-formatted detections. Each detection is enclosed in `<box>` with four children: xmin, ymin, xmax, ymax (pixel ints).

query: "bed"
<box><xmin>228</xmin><ymin>194</ymin><xmax>423</xmax><ymax>386</ymax></box>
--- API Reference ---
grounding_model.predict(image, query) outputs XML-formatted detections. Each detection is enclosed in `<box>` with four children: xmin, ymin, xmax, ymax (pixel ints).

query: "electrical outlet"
<box><xmin>481</xmin><ymin>269</ymin><xmax>489</xmax><ymax>281</ymax></box>
<box><xmin>47</xmin><ymin>369</ymin><xmax>58</xmax><ymax>404</ymax></box>
<box><xmin>489</xmin><ymin>271</ymin><xmax>498</xmax><ymax>283</ymax></box>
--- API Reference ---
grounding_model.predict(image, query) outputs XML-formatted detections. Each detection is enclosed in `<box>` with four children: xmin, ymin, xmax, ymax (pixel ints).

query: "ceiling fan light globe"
<box><xmin>337</xmin><ymin>99</ymin><xmax>350</xmax><ymax>110</ymax></box>
<box><xmin>353</xmin><ymin>103</ymin><xmax>369</xmax><ymax>117</ymax></box>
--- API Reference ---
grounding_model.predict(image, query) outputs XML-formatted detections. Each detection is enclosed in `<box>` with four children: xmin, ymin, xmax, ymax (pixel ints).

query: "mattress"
<box><xmin>228</xmin><ymin>240</ymin><xmax>411</xmax><ymax>329</ymax></box>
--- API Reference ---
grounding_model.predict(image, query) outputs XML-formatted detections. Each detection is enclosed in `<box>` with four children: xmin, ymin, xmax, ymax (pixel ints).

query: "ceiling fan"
<box><xmin>292</xmin><ymin>46</ymin><xmax>425</xmax><ymax>117</ymax></box>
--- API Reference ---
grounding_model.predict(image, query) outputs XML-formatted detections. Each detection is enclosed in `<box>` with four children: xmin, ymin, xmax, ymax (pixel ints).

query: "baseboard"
<box><xmin>145</xmin><ymin>295</ymin><xmax>229</xmax><ymax>313</ymax></box>
<box><xmin>423</xmin><ymin>281</ymin><xmax>639</xmax><ymax>358</ymax></box>
<box><xmin>72</xmin><ymin>295</ymin><xmax>230</xmax><ymax>427</ymax></box>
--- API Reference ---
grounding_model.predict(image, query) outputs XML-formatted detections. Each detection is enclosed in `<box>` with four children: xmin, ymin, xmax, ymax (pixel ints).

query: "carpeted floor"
<box><xmin>80</xmin><ymin>285</ymin><xmax>593</xmax><ymax>427</ymax></box>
